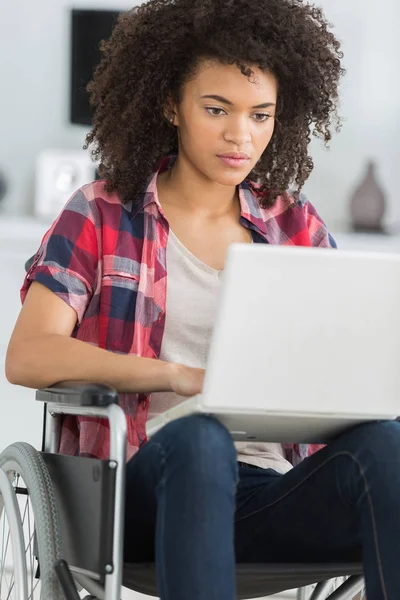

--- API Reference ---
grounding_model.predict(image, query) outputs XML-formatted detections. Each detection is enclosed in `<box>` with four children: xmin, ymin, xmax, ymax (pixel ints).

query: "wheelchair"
<box><xmin>0</xmin><ymin>380</ymin><xmax>367</xmax><ymax>600</ymax></box>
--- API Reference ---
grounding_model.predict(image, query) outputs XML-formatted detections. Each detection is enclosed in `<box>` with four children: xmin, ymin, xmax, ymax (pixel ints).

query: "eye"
<box><xmin>252</xmin><ymin>113</ymin><xmax>271</xmax><ymax>123</ymax></box>
<box><xmin>205</xmin><ymin>107</ymin><xmax>227</xmax><ymax>117</ymax></box>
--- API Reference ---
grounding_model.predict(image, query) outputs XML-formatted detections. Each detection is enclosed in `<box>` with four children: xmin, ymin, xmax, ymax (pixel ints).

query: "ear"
<box><xmin>163</xmin><ymin>97</ymin><xmax>178</xmax><ymax>127</ymax></box>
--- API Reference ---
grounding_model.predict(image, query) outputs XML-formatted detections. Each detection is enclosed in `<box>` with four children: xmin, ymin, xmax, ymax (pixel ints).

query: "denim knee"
<box><xmin>343</xmin><ymin>420</ymin><xmax>400</xmax><ymax>479</ymax></box>
<box><xmin>350</xmin><ymin>420</ymin><xmax>400</xmax><ymax>454</ymax></box>
<box><xmin>154</xmin><ymin>414</ymin><xmax>237</xmax><ymax>474</ymax></box>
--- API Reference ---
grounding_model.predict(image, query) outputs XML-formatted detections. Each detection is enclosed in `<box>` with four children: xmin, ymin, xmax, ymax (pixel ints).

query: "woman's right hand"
<box><xmin>169</xmin><ymin>363</ymin><xmax>205</xmax><ymax>397</ymax></box>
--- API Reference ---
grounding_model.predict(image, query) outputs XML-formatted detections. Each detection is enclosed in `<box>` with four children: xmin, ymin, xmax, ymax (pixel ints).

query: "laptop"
<box><xmin>146</xmin><ymin>244</ymin><xmax>400</xmax><ymax>443</ymax></box>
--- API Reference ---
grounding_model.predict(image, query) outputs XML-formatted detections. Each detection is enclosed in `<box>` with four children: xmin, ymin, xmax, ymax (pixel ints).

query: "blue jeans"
<box><xmin>123</xmin><ymin>415</ymin><xmax>400</xmax><ymax>600</ymax></box>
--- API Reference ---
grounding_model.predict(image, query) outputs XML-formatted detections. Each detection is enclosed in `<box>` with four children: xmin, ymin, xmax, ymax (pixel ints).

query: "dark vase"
<box><xmin>349</xmin><ymin>160</ymin><xmax>386</xmax><ymax>233</ymax></box>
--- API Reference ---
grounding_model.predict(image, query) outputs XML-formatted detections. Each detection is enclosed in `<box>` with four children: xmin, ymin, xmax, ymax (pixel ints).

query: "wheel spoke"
<box><xmin>18</xmin><ymin>479</ymin><xmax>40</xmax><ymax>598</ymax></box>
<box><xmin>24</xmin><ymin>507</ymin><xmax>36</xmax><ymax>597</ymax></box>
<box><xmin>1</xmin><ymin>555</ymin><xmax>13</xmax><ymax>597</ymax></box>
<box><xmin>0</xmin><ymin>491</ymin><xmax>15</xmax><ymax>599</ymax></box>
<box><xmin>1</xmin><ymin>523</ymin><xmax>12</xmax><ymax>593</ymax></box>
<box><xmin>5</xmin><ymin>575</ymin><xmax>16</xmax><ymax>600</ymax></box>
<box><xmin>1</xmin><ymin>471</ymin><xmax>40</xmax><ymax>599</ymax></box>
<box><xmin>0</xmin><ymin>509</ymin><xmax>6</xmax><ymax>592</ymax></box>
<box><xmin>29</xmin><ymin>575</ymin><xmax>40</xmax><ymax>599</ymax></box>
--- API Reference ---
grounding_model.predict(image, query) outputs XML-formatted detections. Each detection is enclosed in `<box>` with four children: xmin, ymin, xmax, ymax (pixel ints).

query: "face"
<box><xmin>170</xmin><ymin>59</ymin><xmax>278</xmax><ymax>187</ymax></box>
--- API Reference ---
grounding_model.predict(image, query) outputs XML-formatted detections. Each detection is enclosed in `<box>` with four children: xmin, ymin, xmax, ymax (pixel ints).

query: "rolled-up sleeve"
<box><xmin>21</xmin><ymin>188</ymin><xmax>99</xmax><ymax>324</ymax></box>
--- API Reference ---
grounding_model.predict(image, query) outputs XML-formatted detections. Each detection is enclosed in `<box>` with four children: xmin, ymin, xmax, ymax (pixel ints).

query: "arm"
<box><xmin>6</xmin><ymin>282</ymin><xmax>203</xmax><ymax>396</ymax></box>
<box><xmin>8</xmin><ymin>187</ymin><xmax>202</xmax><ymax>397</ymax></box>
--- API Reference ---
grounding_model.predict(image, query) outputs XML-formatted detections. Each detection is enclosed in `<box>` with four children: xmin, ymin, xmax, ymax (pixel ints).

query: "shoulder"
<box><xmin>56</xmin><ymin>179</ymin><xmax>133</xmax><ymax>235</ymax></box>
<box><xmin>247</xmin><ymin>183</ymin><xmax>336</xmax><ymax>249</ymax></box>
<box><xmin>46</xmin><ymin>180</ymin><xmax>124</xmax><ymax>229</ymax></box>
<box><xmin>255</xmin><ymin>188</ymin><xmax>317</xmax><ymax>220</ymax></box>
<box><xmin>78</xmin><ymin>180</ymin><xmax>125</xmax><ymax>216</ymax></box>
<box><xmin>293</xmin><ymin>191</ymin><xmax>337</xmax><ymax>248</ymax></box>
<box><xmin>36</xmin><ymin>181</ymin><xmax>129</xmax><ymax>262</ymax></box>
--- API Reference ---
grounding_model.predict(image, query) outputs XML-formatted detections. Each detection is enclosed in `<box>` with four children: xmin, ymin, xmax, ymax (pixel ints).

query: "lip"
<box><xmin>217</xmin><ymin>152</ymin><xmax>250</xmax><ymax>159</ymax></box>
<box><xmin>217</xmin><ymin>152</ymin><xmax>251</xmax><ymax>168</ymax></box>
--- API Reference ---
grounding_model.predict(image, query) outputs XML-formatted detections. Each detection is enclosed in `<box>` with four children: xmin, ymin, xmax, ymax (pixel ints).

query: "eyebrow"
<box><xmin>200</xmin><ymin>94</ymin><xmax>276</xmax><ymax>109</ymax></box>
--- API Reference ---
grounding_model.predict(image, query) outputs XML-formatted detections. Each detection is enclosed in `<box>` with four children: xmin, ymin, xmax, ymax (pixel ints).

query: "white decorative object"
<box><xmin>34</xmin><ymin>149</ymin><xmax>97</xmax><ymax>219</ymax></box>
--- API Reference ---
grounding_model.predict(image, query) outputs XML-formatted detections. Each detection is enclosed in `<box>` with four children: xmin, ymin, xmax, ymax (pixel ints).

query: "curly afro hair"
<box><xmin>85</xmin><ymin>0</ymin><xmax>345</xmax><ymax>208</ymax></box>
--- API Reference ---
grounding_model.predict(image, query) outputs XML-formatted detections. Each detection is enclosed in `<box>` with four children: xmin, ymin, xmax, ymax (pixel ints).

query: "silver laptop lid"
<box><xmin>202</xmin><ymin>244</ymin><xmax>400</xmax><ymax>417</ymax></box>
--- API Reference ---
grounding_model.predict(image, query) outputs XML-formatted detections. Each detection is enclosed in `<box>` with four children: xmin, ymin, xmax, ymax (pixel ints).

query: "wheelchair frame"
<box><xmin>39</xmin><ymin>383</ymin><xmax>125</xmax><ymax>600</ymax></box>
<box><xmin>1</xmin><ymin>381</ymin><xmax>365</xmax><ymax>600</ymax></box>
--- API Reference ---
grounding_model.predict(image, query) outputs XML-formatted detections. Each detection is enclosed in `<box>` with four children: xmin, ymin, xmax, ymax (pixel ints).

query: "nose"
<box><xmin>223</xmin><ymin>116</ymin><xmax>251</xmax><ymax>146</ymax></box>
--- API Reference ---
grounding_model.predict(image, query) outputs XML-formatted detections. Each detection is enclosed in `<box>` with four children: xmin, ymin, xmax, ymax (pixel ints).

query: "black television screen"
<box><xmin>70</xmin><ymin>9</ymin><xmax>121</xmax><ymax>126</ymax></box>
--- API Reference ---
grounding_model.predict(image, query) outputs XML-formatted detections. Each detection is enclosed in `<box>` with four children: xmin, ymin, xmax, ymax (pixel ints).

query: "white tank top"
<box><xmin>150</xmin><ymin>230</ymin><xmax>292</xmax><ymax>474</ymax></box>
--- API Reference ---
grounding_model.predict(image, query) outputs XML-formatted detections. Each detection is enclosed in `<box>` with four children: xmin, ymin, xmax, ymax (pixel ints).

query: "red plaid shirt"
<box><xmin>21</xmin><ymin>155</ymin><xmax>336</xmax><ymax>465</ymax></box>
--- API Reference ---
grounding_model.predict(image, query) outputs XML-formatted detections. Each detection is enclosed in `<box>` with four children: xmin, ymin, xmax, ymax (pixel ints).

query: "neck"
<box><xmin>158</xmin><ymin>153</ymin><xmax>240</xmax><ymax>218</ymax></box>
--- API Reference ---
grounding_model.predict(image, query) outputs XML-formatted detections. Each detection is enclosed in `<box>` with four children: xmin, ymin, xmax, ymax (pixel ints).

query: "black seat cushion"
<box><xmin>123</xmin><ymin>562</ymin><xmax>363</xmax><ymax>599</ymax></box>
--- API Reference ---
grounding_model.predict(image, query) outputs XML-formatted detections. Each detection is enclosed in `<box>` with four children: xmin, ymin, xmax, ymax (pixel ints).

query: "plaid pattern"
<box><xmin>21</xmin><ymin>155</ymin><xmax>336</xmax><ymax>464</ymax></box>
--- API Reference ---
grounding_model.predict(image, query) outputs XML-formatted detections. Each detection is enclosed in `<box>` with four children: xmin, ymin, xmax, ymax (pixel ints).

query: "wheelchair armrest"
<box><xmin>36</xmin><ymin>382</ymin><xmax>118</xmax><ymax>407</ymax></box>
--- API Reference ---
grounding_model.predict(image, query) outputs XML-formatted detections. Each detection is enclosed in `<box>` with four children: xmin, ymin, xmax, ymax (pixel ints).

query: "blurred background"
<box><xmin>0</xmin><ymin>1</ymin><xmax>397</xmax><ymax>598</ymax></box>
<box><xmin>0</xmin><ymin>0</ymin><xmax>399</xmax><ymax>227</ymax></box>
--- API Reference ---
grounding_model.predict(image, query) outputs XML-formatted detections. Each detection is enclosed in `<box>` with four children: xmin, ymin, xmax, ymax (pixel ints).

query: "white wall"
<box><xmin>303</xmin><ymin>0</ymin><xmax>400</xmax><ymax>230</ymax></box>
<box><xmin>0</xmin><ymin>0</ymin><xmax>399</xmax><ymax>230</ymax></box>
<box><xmin>0</xmin><ymin>0</ymin><xmax>134</xmax><ymax>216</ymax></box>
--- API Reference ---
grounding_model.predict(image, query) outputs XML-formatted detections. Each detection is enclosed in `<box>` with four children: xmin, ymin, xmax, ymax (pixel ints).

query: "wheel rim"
<box><xmin>0</xmin><ymin>467</ymin><xmax>42</xmax><ymax>599</ymax></box>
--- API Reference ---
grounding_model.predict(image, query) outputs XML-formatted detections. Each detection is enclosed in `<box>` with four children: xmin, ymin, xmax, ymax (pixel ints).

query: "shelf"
<box><xmin>333</xmin><ymin>231</ymin><xmax>400</xmax><ymax>253</ymax></box>
<box><xmin>0</xmin><ymin>215</ymin><xmax>50</xmax><ymax>242</ymax></box>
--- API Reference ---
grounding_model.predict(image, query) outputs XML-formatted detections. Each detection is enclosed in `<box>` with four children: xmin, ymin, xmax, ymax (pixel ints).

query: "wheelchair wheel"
<box><xmin>297</xmin><ymin>579</ymin><xmax>366</xmax><ymax>599</ymax></box>
<box><xmin>0</xmin><ymin>442</ymin><xmax>64</xmax><ymax>600</ymax></box>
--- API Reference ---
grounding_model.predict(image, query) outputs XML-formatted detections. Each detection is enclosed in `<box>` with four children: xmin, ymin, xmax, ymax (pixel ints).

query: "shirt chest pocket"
<box><xmin>101</xmin><ymin>268</ymin><xmax>140</xmax><ymax>334</ymax></box>
<box><xmin>102</xmin><ymin>268</ymin><xmax>140</xmax><ymax>292</ymax></box>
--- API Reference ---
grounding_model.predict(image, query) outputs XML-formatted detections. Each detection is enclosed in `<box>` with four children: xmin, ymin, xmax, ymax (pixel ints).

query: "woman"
<box><xmin>6</xmin><ymin>0</ymin><xmax>400</xmax><ymax>598</ymax></box>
